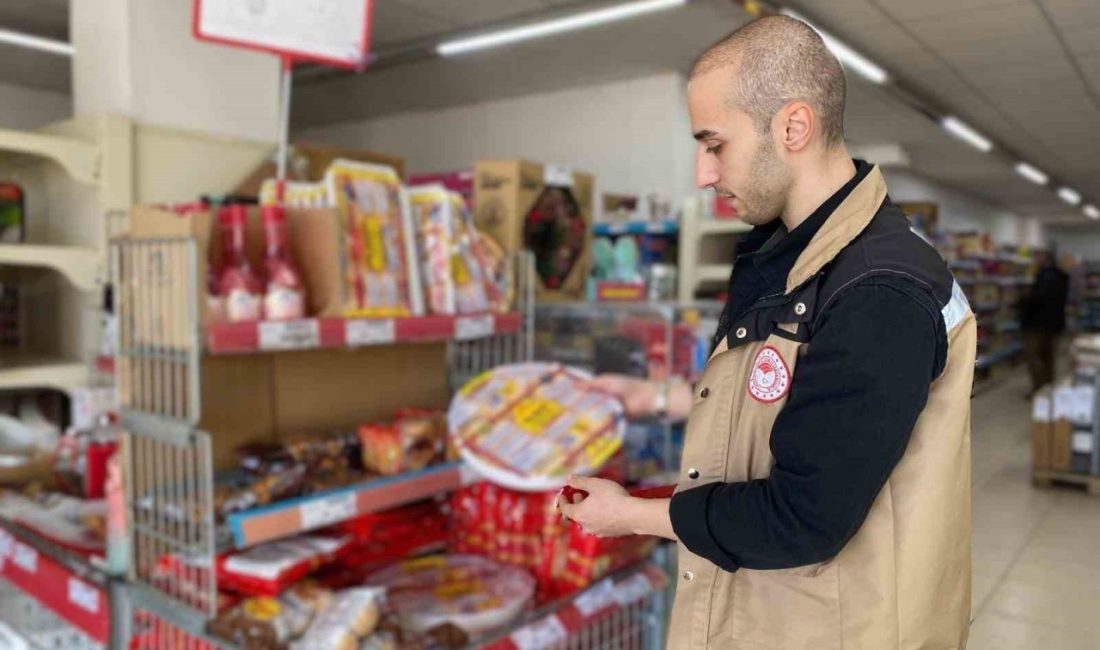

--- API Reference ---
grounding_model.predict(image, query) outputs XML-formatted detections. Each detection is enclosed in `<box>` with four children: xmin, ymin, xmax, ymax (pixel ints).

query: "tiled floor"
<box><xmin>969</xmin><ymin>370</ymin><xmax>1100</xmax><ymax>649</ymax></box>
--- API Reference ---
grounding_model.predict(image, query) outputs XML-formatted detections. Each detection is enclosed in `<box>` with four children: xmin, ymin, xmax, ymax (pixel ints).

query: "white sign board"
<box><xmin>194</xmin><ymin>0</ymin><xmax>372</xmax><ymax>68</ymax></box>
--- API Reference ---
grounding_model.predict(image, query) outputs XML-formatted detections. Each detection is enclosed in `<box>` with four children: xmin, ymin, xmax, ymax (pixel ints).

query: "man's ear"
<box><xmin>779</xmin><ymin>101</ymin><xmax>814</xmax><ymax>152</ymax></box>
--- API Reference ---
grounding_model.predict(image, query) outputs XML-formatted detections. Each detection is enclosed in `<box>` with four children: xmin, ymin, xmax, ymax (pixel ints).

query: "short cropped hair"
<box><xmin>691</xmin><ymin>15</ymin><xmax>847</xmax><ymax>147</ymax></box>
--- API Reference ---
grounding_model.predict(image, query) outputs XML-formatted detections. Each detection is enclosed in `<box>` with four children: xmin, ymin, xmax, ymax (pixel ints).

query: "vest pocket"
<box><xmin>731</xmin><ymin>562</ymin><xmax>842</xmax><ymax>649</ymax></box>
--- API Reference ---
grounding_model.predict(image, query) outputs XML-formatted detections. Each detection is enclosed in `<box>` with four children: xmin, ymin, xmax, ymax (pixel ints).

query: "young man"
<box><xmin>559</xmin><ymin>15</ymin><xmax>975</xmax><ymax>650</ymax></box>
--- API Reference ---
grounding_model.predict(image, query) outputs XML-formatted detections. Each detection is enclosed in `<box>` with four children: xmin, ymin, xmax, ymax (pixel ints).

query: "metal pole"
<box><xmin>276</xmin><ymin>57</ymin><xmax>293</xmax><ymax>181</ymax></box>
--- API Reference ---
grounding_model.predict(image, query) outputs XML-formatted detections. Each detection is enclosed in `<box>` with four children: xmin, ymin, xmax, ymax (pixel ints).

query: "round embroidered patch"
<box><xmin>748</xmin><ymin>346</ymin><xmax>791</xmax><ymax>403</ymax></box>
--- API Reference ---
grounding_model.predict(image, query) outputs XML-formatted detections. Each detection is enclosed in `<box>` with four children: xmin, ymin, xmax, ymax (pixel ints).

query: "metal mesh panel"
<box><xmin>449</xmin><ymin>251</ymin><xmax>536</xmax><ymax>389</ymax></box>
<box><xmin>112</xmin><ymin>237</ymin><xmax>216</xmax><ymax>617</ymax></box>
<box><xmin>0</xmin><ymin>576</ymin><xmax>105</xmax><ymax>650</ymax></box>
<box><xmin>112</xmin><ymin>237</ymin><xmax>201</xmax><ymax>422</ymax></box>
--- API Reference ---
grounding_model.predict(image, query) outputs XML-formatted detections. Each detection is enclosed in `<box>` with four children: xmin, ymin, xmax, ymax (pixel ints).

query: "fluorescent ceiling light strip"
<box><xmin>437</xmin><ymin>0</ymin><xmax>687</xmax><ymax>57</ymax></box>
<box><xmin>1084</xmin><ymin>204</ymin><xmax>1100</xmax><ymax>220</ymax></box>
<box><xmin>1058</xmin><ymin>187</ymin><xmax>1082</xmax><ymax>206</ymax></box>
<box><xmin>1014</xmin><ymin>162</ymin><xmax>1048</xmax><ymax>186</ymax></box>
<box><xmin>0</xmin><ymin>27</ymin><xmax>72</xmax><ymax>57</ymax></box>
<box><xmin>780</xmin><ymin>8</ymin><xmax>889</xmax><ymax>84</ymax></box>
<box><xmin>940</xmin><ymin>116</ymin><xmax>993</xmax><ymax>153</ymax></box>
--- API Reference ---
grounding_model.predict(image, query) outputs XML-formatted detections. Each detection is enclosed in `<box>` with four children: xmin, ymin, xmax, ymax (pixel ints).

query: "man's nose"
<box><xmin>696</xmin><ymin>153</ymin><xmax>719</xmax><ymax>189</ymax></box>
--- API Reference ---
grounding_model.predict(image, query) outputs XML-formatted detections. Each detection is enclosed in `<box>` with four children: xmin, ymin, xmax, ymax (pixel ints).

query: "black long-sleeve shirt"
<box><xmin>669</xmin><ymin>161</ymin><xmax>948</xmax><ymax>571</ymax></box>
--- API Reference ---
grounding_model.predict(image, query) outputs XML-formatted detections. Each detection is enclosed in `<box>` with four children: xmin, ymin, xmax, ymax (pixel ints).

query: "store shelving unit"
<box><xmin>678</xmin><ymin>196</ymin><xmax>750</xmax><ymax>301</ymax></box>
<box><xmin>112</xmin><ymin>232</ymin><xmax>538</xmax><ymax>642</ymax></box>
<box><xmin>225</xmin><ymin>462</ymin><xmax>477</xmax><ymax>548</ymax></box>
<box><xmin>592</xmin><ymin>220</ymin><xmax>678</xmax><ymax>236</ymax></box>
<box><xmin>0</xmin><ymin>354</ymin><xmax>89</xmax><ymax>393</ymax></box>
<box><xmin>948</xmin><ymin>251</ymin><xmax>1033</xmax><ymax>379</ymax></box>
<box><xmin>0</xmin><ymin>518</ymin><xmax>111</xmax><ymax>649</ymax></box>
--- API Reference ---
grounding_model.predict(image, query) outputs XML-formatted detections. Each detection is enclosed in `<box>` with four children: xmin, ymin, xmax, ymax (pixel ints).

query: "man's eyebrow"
<box><xmin>693</xmin><ymin>129</ymin><xmax>718</xmax><ymax>141</ymax></box>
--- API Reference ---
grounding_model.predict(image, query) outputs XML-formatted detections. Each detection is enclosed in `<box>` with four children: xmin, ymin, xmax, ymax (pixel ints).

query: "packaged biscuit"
<box><xmin>326</xmin><ymin>160</ymin><xmax>424</xmax><ymax>318</ymax></box>
<box><xmin>448</xmin><ymin>362</ymin><xmax>625</xmax><ymax>491</ymax></box>
<box><xmin>292</xmin><ymin>587</ymin><xmax>384</xmax><ymax>650</ymax></box>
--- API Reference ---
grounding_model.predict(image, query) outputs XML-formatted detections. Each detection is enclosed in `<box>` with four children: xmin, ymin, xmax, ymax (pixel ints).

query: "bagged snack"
<box><xmin>366</xmin><ymin>554</ymin><xmax>535</xmax><ymax>636</ymax></box>
<box><xmin>326</xmin><ymin>160</ymin><xmax>423</xmax><ymax>317</ymax></box>
<box><xmin>292</xmin><ymin>587</ymin><xmax>385</xmax><ymax>650</ymax></box>
<box><xmin>208</xmin><ymin>594</ymin><xmax>315</xmax><ymax>650</ymax></box>
<box><xmin>448</xmin><ymin>363</ymin><xmax>625</xmax><ymax>492</ymax></box>
<box><xmin>215</xmin><ymin>465</ymin><xmax>307</xmax><ymax>520</ymax></box>
<box><xmin>358</xmin><ymin>411</ymin><xmax>444</xmax><ymax>476</ymax></box>
<box><xmin>218</xmin><ymin>535</ymin><xmax>351</xmax><ymax>597</ymax></box>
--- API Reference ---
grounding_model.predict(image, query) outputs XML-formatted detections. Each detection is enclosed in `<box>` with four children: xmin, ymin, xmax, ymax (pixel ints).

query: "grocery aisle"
<box><xmin>969</xmin><ymin>369</ymin><xmax>1100</xmax><ymax>649</ymax></box>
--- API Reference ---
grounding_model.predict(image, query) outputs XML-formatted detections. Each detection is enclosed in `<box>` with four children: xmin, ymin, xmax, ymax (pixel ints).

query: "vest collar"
<box><xmin>785</xmin><ymin>165</ymin><xmax>888</xmax><ymax>294</ymax></box>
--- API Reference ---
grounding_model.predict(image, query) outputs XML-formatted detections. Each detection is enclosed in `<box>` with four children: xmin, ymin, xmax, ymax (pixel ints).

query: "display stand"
<box><xmin>677</xmin><ymin>196</ymin><xmax>751</xmax><ymax>302</ymax></box>
<box><xmin>110</xmin><ymin>229</ymin><xmax>538</xmax><ymax>644</ymax></box>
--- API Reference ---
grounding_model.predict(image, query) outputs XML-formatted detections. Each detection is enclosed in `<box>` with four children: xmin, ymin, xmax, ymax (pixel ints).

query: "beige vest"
<box><xmin>668</xmin><ymin>169</ymin><xmax>974</xmax><ymax>649</ymax></box>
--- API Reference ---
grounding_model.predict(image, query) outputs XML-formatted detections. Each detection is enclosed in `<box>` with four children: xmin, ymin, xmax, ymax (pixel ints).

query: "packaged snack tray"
<box><xmin>292</xmin><ymin>586</ymin><xmax>384</xmax><ymax>650</ymax></box>
<box><xmin>217</xmin><ymin>534</ymin><xmax>351</xmax><ymax>597</ymax></box>
<box><xmin>448</xmin><ymin>363</ymin><xmax>625</xmax><ymax>491</ymax></box>
<box><xmin>366</xmin><ymin>554</ymin><xmax>535</xmax><ymax>636</ymax></box>
<box><xmin>325</xmin><ymin>159</ymin><xmax>424</xmax><ymax>318</ymax></box>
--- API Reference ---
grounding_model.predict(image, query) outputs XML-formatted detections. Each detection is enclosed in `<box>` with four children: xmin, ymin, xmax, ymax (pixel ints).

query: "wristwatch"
<box><xmin>653</xmin><ymin>380</ymin><xmax>670</xmax><ymax>420</ymax></box>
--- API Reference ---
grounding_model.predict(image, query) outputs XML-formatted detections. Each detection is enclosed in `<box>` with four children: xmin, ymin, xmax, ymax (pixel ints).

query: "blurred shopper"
<box><xmin>1022</xmin><ymin>250</ymin><xmax>1070</xmax><ymax>396</ymax></box>
<box><xmin>559</xmin><ymin>15</ymin><xmax>974</xmax><ymax>650</ymax></box>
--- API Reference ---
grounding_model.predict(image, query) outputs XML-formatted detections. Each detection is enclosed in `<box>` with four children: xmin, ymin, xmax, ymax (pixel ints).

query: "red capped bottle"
<box><xmin>261</xmin><ymin>205</ymin><xmax>305</xmax><ymax>320</ymax></box>
<box><xmin>217</xmin><ymin>205</ymin><xmax>263</xmax><ymax>322</ymax></box>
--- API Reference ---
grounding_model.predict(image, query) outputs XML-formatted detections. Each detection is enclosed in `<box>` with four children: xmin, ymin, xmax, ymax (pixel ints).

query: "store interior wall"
<box><xmin>296</xmin><ymin>72</ymin><xmax>697</xmax><ymax>211</ymax></box>
<box><xmin>1044</xmin><ymin>229</ymin><xmax>1100</xmax><ymax>260</ymax></box>
<box><xmin>0</xmin><ymin>80</ymin><xmax>72</xmax><ymax>131</ymax></box>
<box><xmin>882</xmin><ymin>168</ymin><xmax>1045</xmax><ymax>248</ymax></box>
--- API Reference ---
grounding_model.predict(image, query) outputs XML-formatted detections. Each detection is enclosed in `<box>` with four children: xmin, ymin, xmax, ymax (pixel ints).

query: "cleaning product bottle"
<box><xmin>261</xmin><ymin>205</ymin><xmax>305</xmax><ymax>320</ymax></box>
<box><xmin>217</xmin><ymin>205</ymin><xmax>262</xmax><ymax>322</ymax></box>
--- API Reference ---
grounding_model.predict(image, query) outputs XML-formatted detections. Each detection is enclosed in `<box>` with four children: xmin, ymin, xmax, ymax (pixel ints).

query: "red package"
<box><xmin>334</xmin><ymin>500</ymin><xmax>449</xmax><ymax>574</ymax></box>
<box><xmin>216</xmin><ymin>534</ymin><xmax>351</xmax><ymax>597</ymax></box>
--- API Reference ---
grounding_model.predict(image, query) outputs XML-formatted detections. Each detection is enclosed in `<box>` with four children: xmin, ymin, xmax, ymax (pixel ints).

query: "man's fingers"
<box><xmin>559</xmin><ymin>501</ymin><xmax>577</xmax><ymax>520</ymax></box>
<box><xmin>567</xmin><ymin>474</ymin><xmax>598</xmax><ymax>490</ymax></box>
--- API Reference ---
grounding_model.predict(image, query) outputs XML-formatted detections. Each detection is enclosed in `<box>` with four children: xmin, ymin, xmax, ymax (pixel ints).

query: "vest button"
<box><xmin>688</xmin><ymin>468</ymin><xmax>700</xmax><ymax>479</ymax></box>
<box><xmin>795</xmin><ymin>302</ymin><xmax>807</xmax><ymax>316</ymax></box>
<box><xmin>700</xmin><ymin>387</ymin><xmax>709</xmax><ymax>399</ymax></box>
<box><xmin>735</xmin><ymin>327</ymin><xmax>747</xmax><ymax>339</ymax></box>
<box><xmin>683</xmin><ymin>570</ymin><xmax>695</xmax><ymax>582</ymax></box>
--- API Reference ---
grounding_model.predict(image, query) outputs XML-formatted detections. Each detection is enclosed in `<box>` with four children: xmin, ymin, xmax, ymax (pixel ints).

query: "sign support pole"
<box><xmin>276</xmin><ymin>56</ymin><xmax>294</xmax><ymax>183</ymax></box>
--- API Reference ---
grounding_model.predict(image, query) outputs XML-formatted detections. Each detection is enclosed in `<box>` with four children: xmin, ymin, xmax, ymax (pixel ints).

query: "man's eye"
<box><xmin>706</xmin><ymin>144</ymin><xmax>723</xmax><ymax>155</ymax></box>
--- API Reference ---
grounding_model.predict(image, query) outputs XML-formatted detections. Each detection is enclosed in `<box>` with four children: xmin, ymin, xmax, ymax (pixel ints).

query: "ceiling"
<box><xmin>0</xmin><ymin>0</ymin><xmax>1096</xmax><ymax>223</ymax></box>
<box><xmin>290</xmin><ymin>0</ymin><xmax>1100</xmax><ymax>223</ymax></box>
<box><xmin>0</xmin><ymin>0</ymin><xmax>69</xmax><ymax>92</ymax></box>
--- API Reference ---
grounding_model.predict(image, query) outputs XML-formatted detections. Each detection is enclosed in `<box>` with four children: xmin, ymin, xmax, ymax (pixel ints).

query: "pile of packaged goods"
<box><xmin>224</xmin><ymin>160</ymin><xmax>508</xmax><ymax>322</ymax></box>
<box><xmin>208</xmin><ymin>410</ymin><xmax>448</xmax><ymax>522</ymax></box>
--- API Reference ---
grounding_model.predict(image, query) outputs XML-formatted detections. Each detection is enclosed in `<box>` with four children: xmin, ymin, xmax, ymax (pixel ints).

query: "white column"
<box><xmin>71</xmin><ymin>0</ymin><xmax>281</xmax><ymax>143</ymax></box>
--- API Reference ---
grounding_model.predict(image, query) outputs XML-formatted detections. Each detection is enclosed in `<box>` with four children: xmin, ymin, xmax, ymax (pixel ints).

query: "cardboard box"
<box><xmin>128</xmin><ymin>204</ymin><xmax>346</xmax><ymax>330</ymax></box>
<box><xmin>474</xmin><ymin>160</ymin><xmax>593</xmax><ymax>300</ymax></box>
<box><xmin>1031</xmin><ymin>388</ymin><xmax>1053</xmax><ymax>471</ymax></box>
<box><xmin>1051</xmin><ymin>419</ymin><xmax>1074</xmax><ymax>472</ymax></box>
<box><xmin>233</xmin><ymin>143</ymin><xmax>406</xmax><ymax>199</ymax></box>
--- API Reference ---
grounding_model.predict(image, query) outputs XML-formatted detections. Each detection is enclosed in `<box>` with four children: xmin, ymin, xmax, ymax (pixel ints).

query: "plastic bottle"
<box><xmin>261</xmin><ymin>205</ymin><xmax>306</xmax><ymax>320</ymax></box>
<box><xmin>217</xmin><ymin>205</ymin><xmax>263</xmax><ymax>322</ymax></box>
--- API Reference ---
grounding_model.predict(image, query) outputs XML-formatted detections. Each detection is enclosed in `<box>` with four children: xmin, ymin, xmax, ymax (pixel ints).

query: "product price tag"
<box><xmin>12</xmin><ymin>542</ymin><xmax>37</xmax><ymax>574</ymax></box>
<box><xmin>346</xmin><ymin>319</ymin><xmax>396</xmax><ymax>346</ymax></box>
<box><xmin>609</xmin><ymin>223</ymin><xmax>628</xmax><ymax>235</ymax></box>
<box><xmin>645</xmin><ymin>222</ymin><xmax>670</xmax><ymax>234</ymax></box>
<box><xmin>573</xmin><ymin>578</ymin><xmax>616</xmax><ymax>617</ymax></box>
<box><xmin>259</xmin><ymin>320</ymin><xmax>320</xmax><ymax>351</ymax></box>
<box><xmin>299</xmin><ymin>492</ymin><xmax>358</xmax><ymax>530</ymax></box>
<box><xmin>455</xmin><ymin>315</ymin><xmax>494</xmax><ymax>341</ymax></box>
<box><xmin>612</xmin><ymin>573</ymin><xmax>652</xmax><ymax>606</ymax></box>
<box><xmin>511</xmin><ymin>615</ymin><xmax>568</xmax><ymax>650</ymax></box>
<box><xmin>544</xmin><ymin>165</ymin><xmax>574</xmax><ymax>188</ymax></box>
<box><xmin>68</xmin><ymin>577</ymin><xmax>100</xmax><ymax>614</ymax></box>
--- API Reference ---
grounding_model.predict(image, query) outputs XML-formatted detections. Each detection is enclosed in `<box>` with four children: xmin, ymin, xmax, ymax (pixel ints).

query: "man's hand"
<box><xmin>558</xmin><ymin>475</ymin><xmax>678</xmax><ymax>541</ymax></box>
<box><xmin>589</xmin><ymin>374</ymin><xmax>693</xmax><ymax>421</ymax></box>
